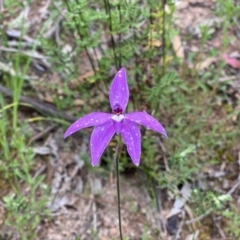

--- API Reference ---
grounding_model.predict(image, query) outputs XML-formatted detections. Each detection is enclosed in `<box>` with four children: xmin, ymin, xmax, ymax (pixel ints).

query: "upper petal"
<box><xmin>125</xmin><ymin>112</ymin><xmax>167</xmax><ymax>137</ymax></box>
<box><xmin>64</xmin><ymin>112</ymin><xmax>112</xmax><ymax>138</ymax></box>
<box><xmin>121</xmin><ymin>120</ymin><xmax>141</xmax><ymax>166</ymax></box>
<box><xmin>109</xmin><ymin>67</ymin><xmax>129</xmax><ymax>112</ymax></box>
<box><xmin>90</xmin><ymin>121</ymin><xmax>115</xmax><ymax>166</ymax></box>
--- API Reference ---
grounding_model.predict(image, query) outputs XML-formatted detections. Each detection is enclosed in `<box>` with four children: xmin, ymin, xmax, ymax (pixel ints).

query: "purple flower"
<box><xmin>64</xmin><ymin>68</ymin><xmax>167</xmax><ymax>166</ymax></box>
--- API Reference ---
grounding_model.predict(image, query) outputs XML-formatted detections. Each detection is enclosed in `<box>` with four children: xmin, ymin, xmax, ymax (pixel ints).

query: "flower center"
<box><xmin>113</xmin><ymin>104</ymin><xmax>123</xmax><ymax>115</ymax></box>
<box><xmin>112</xmin><ymin>114</ymin><xmax>124</xmax><ymax>122</ymax></box>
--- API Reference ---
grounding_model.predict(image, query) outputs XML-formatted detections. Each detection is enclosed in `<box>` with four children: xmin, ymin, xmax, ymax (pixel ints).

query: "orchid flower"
<box><xmin>64</xmin><ymin>68</ymin><xmax>167</xmax><ymax>166</ymax></box>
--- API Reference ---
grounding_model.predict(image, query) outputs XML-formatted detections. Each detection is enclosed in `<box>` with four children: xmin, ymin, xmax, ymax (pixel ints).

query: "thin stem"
<box><xmin>115</xmin><ymin>135</ymin><xmax>123</xmax><ymax>240</ymax></box>
<box><xmin>124</xmin><ymin>0</ymin><xmax>141</xmax><ymax>109</ymax></box>
<box><xmin>117</xmin><ymin>3</ymin><xmax>122</xmax><ymax>68</ymax></box>
<box><xmin>161</xmin><ymin>0</ymin><xmax>167</xmax><ymax>77</ymax></box>
<box><xmin>103</xmin><ymin>0</ymin><xmax>119</xmax><ymax>69</ymax></box>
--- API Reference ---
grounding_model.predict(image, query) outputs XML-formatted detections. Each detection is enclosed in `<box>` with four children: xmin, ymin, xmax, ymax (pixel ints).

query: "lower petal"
<box><xmin>121</xmin><ymin>120</ymin><xmax>141</xmax><ymax>166</ymax></box>
<box><xmin>90</xmin><ymin>121</ymin><xmax>115</xmax><ymax>166</ymax></box>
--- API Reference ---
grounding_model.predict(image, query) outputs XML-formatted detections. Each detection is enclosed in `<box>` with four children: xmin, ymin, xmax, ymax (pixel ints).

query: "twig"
<box><xmin>0</xmin><ymin>46</ymin><xmax>49</xmax><ymax>60</ymax></box>
<box><xmin>158</xmin><ymin>139</ymin><xmax>169</xmax><ymax>171</ymax></box>
<box><xmin>0</xmin><ymin>61</ymin><xmax>38</xmax><ymax>80</ymax></box>
<box><xmin>5</xmin><ymin>29</ymin><xmax>40</xmax><ymax>45</ymax></box>
<box><xmin>213</xmin><ymin>216</ymin><xmax>226</xmax><ymax>239</ymax></box>
<box><xmin>43</xmin><ymin>15</ymin><xmax>63</xmax><ymax>43</ymax></box>
<box><xmin>218</xmin><ymin>75</ymin><xmax>238</xmax><ymax>82</ymax></box>
<box><xmin>0</xmin><ymin>84</ymin><xmax>77</xmax><ymax>122</ymax></box>
<box><xmin>33</xmin><ymin>164</ymin><xmax>47</xmax><ymax>180</ymax></box>
<box><xmin>185</xmin><ymin>208</ymin><xmax>212</xmax><ymax>225</ymax></box>
<box><xmin>154</xmin><ymin>183</ymin><xmax>167</xmax><ymax>238</ymax></box>
<box><xmin>227</xmin><ymin>180</ymin><xmax>240</xmax><ymax>195</ymax></box>
<box><xmin>174</xmin><ymin>210</ymin><xmax>185</xmax><ymax>240</ymax></box>
<box><xmin>28</xmin><ymin>125</ymin><xmax>57</xmax><ymax>144</ymax></box>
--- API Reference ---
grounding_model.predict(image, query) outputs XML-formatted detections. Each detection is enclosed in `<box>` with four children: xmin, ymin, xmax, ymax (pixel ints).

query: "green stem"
<box><xmin>116</xmin><ymin>135</ymin><xmax>123</xmax><ymax>240</ymax></box>
<box><xmin>161</xmin><ymin>0</ymin><xmax>167</xmax><ymax>77</ymax></box>
<box><xmin>103</xmin><ymin>0</ymin><xmax>119</xmax><ymax>69</ymax></box>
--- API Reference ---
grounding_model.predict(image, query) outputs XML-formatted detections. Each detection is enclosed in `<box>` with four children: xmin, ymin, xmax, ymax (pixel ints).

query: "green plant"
<box><xmin>191</xmin><ymin>188</ymin><xmax>231</xmax><ymax>215</ymax></box>
<box><xmin>1</xmin><ymin>127</ymin><xmax>50</xmax><ymax>240</ymax></box>
<box><xmin>222</xmin><ymin>205</ymin><xmax>240</xmax><ymax>237</ymax></box>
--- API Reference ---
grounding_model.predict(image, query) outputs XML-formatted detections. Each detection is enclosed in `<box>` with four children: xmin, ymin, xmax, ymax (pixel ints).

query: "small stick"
<box><xmin>0</xmin><ymin>84</ymin><xmax>77</xmax><ymax>122</ymax></box>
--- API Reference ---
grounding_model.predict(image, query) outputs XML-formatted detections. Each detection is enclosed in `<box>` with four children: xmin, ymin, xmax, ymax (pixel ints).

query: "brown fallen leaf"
<box><xmin>70</xmin><ymin>70</ymin><xmax>97</xmax><ymax>88</ymax></box>
<box><xmin>74</xmin><ymin>99</ymin><xmax>85</xmax><ymax>106</ymax></box>
<box><xmin>195</xmin><ymin>56</ymin><xmax>218</xmax><ymax>70</ymax></box>
<box><xmin>172</xmin><ymin>35</ymin><xmax>184</xmax><ymax>59</ymax></box>
<box><xmin>223</xmin><ymin>54</ymin><xmax>240</xmax><ymax>70</ymax></box>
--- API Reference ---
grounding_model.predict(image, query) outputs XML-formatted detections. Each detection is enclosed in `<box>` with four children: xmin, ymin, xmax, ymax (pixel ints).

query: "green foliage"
<box><xmin>222</xmin><ymin>206</ymin><xmax>240</xmax><ymax>237</ymax></box>
<box><xmin>0</xmin><ymin>91</ymin><xmax>49</xmax><ymax>238</ymax></box>
<box><xmin>191</xmin><ymin>188</ymin><xmax>231</xmax><ymax>215</ymax></box>
<box><xmin>0</xmin><ymin>126</ymin><xmax>50</xmax><ymax>240</ymax></box>
<box><xmin>141</xmin><ymin>143</ymin><xmax>198</xmax><ymax>192</ymax></box>
<box><xmin>4</xmin><ymin>189</ymin><xmax>49</xmax><ymax>240</ymax></box>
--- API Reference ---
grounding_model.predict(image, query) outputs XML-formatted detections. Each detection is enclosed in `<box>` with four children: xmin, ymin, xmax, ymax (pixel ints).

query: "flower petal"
<box><xmin>90</xmin><ymin>121</ymin><xmax>115</xmax><ymax>166</ymax></box>
<box><xmin>121</xmin><ymin>120</ymin><xmax>141</xmax><ymax>166</ymax></box>
<box><xmin>64</xmin><ymin>112</ymin><xmax>112</xmax><ymax>138</ymax></box>
<box><xmin>109</xmin><ymin>67</ymin><xmax>129</xmax><ymax>112</ymax></box>
<box><xmin>125</xmin><ymin>112</ymin><xmax>167</xmax><ymax>137</ymax></box>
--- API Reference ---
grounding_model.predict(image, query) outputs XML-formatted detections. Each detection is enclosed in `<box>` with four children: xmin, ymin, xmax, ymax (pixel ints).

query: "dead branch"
<box><xmin>0</xmin><ymin>84</ymin><xmax>77</xmax><ymax>122</ymax></box>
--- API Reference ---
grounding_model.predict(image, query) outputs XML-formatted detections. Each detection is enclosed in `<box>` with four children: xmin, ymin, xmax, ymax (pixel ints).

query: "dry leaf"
<box><xmin>172</xmin><ymin>35</ymin><xmax>184</xmax><ymax>59</ymax></box>
<box><xmin>185</xmin><ymin>230</ymin><xmax>200</xmax><ymax>240</ymax></box>
<box><xmin>74</xmin><ymin>99</ymin><xmax>85</xmax><ymax>106</ymax></box>
<box><xmin>223</xmin><ymin>54</ymin><xmax>240</xmax><ymax>70</ymax></box>
<box><xmin>195</xmin><ymin>57</ymin><xmax>217</xmax><ymax>70</ymax></box>
<box><xmin>70</xmin><ymin>70</ymin><xmax>96</xmax><ymax>88</ymax></box>
<box><xmin>166</xmin><ymin>183</ymin><xmax>192</xmax><ymax>219</ymax></box>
